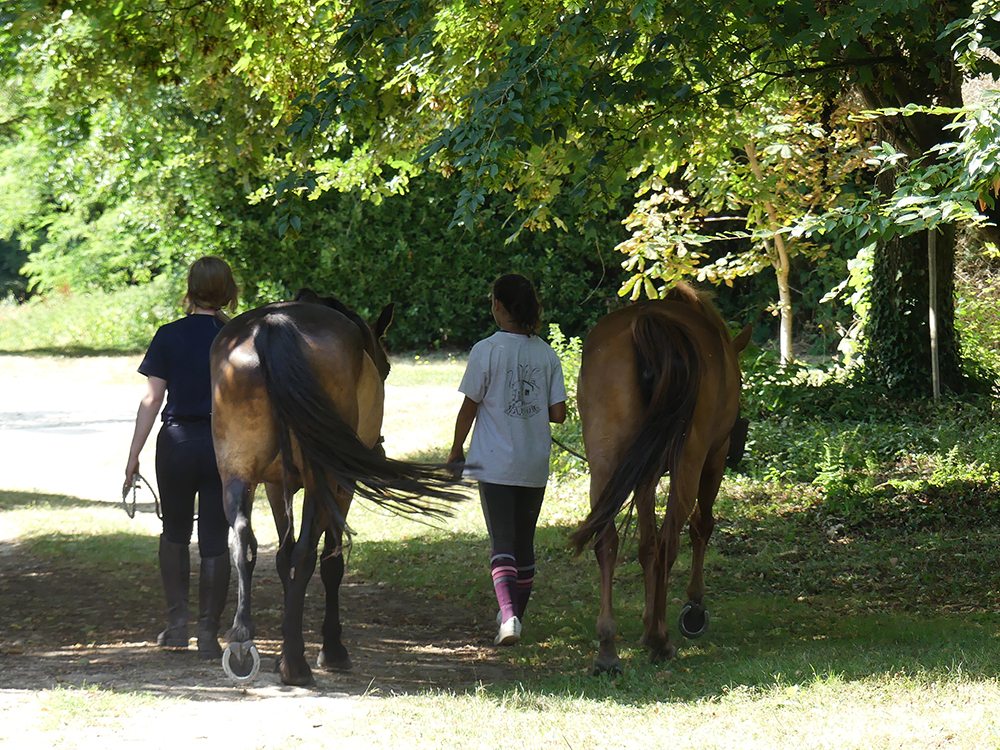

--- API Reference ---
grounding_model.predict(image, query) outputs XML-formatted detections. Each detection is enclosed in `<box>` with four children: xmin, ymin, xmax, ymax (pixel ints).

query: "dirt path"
<box><xmin>0</xmin><ymin>355</ymin><xmax>516</xmax><ymax>745</ymax></box>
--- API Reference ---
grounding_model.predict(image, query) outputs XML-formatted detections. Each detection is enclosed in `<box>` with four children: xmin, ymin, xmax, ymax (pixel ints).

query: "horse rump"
<box><xmin>570</xmin><ymin>311</ymin><xmax>700</xmax><ymax>554</ymax></box>
<box><xmin>253</xmin><ymin>311</ymin><xmax>465</xmax><ymax>538</ymax></box>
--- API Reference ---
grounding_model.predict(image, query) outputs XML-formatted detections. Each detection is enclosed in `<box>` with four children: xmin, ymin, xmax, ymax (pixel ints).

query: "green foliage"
<box><xmin>956</xmin><ymin>243</ymin><xmax>1000</xmax><ymax>379</ymax></box>
<box><xmin>0</xmin><ymin>239</ymin><xmax>27</xmax><ymax>299</ymax></box>
<box><xmin>546</xmin><ymin>323</ymin><xmax>586</xmax><ymax>479</ymax></box>
<box><xmin>233</xmin><ymin>174</ymin><xmax>626</xmax><ymax>351</ymax></box>
<box><xmin>796</xmin><ymin>94</ymin><xmax>1000</xmax><ymax>251</ymax></box>
<box><xmin>739</xmin><ymin>369</ymin><xmax>1000</xmax><ymax>537</ymax></box>
<box><xmin>0</xmin><ymin>279</ymin><xmax>178</xmax><ymax>353</ymax></box>
<box><xmin>4</xmin><ymin>1</ymin><xmax>1000</xmax><ymax>390</ymax></box>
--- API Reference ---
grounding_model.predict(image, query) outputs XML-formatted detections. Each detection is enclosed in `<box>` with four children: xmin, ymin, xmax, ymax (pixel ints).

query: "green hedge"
<box><xmin>230</xmin><ymin>174</ymin><xmax>629</xmax><ymax>351</ymax></box>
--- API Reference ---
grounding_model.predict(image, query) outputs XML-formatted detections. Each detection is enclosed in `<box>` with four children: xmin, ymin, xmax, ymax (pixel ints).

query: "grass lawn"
<box><xmin>3</xmin><ymin>352</ymin><xmax>1000</xmax><ymax>748</ymax></box>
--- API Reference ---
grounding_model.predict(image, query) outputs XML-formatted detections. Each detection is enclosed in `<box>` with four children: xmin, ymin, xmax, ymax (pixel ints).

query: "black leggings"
<box><xmin>478</xmin><ymin>482</ymin><xmax>544</xmax><ymax>568</ymax></box>
<box><xmin>155</xmin><ymin>422</ymin><xmax>229</xmax><ymax>558</ymax></box>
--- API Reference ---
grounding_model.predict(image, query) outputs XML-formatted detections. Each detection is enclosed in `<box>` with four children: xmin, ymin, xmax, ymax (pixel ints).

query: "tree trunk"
<box><xmin>857</xmin><ymin>47</ymin><xmax>965</xmax><ymax>396</ymax></box>
<box><xmin>774</xmin><ymin>239</ymin><xmax>794</xmax><ymax>365</ymax></box>
<box><xmin>864</xmin><ymin>222</ymin><xmax>961</xmax><ymax>395</ymax></box>
<box><xmin>746</xmin><ymin>140</ymin><xmax>795</xmax><ymax>365</ymax></box>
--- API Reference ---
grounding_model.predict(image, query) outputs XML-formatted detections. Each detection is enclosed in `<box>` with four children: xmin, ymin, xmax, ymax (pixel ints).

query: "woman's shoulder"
<box><xmin>160</xmin><ymin>314</ymin><xmax>223</xmax><ymax>333</ymax></box>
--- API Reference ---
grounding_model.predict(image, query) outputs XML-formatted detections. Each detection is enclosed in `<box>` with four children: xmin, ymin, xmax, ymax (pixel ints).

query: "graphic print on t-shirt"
<box><xmin>504</xmin><ymin>364</ymin><xmax>542</xmax><ymax>419</ymax></box>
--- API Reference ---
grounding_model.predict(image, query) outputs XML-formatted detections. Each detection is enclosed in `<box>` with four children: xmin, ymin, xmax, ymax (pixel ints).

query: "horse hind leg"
<box><xmin>593</xmin><ymin>525</ymin><xmax>622</xmax><ymax>675</ymax></box>
<box><xmin>645</xmin><ymin>457</ymin><xmax>706</xmax><ymax>664</ymax></box>
<box><xmin>317</xmin><ymin>529</ymin><xmax>352</xmax><ymax>672</ymax></box>
<box><xmin>276</xmin><ymin>493</ymin><xmax>321</xmax><ymax>686</ymax></box>
<box><xmin>636</xmin><ymin>481</ymin><xmax>675</xmax><ymax>663</ymax></box>
<box><xmin>314</xmin><ymin>483</ymin><xmax>353</xmax><ymax>673</ymax></box>
<box><xmin>679</xmin><ymin>449</ymin><xmax>725</xmax><ymax>640</ymax></box>
<box><xmin>221</xmin><ymin>477</ymin><xmax>261</xmax><ymax>681</ymax></box>
<box><xmin>262</xmin><ymin>481</ymin><xmax>313</xmax><ymax>684</ymax></box>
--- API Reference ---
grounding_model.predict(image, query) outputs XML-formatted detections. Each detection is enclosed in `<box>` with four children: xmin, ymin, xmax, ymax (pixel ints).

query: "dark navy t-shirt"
<box><xmin>138</xmin><ymin>314</ymin><xmax>225</xmax><ymax>422</ymax></box>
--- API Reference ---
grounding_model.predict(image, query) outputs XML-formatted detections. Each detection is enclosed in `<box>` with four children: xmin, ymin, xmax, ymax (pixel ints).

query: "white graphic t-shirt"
<box><xmin>459</xmin><ymin>331</ymin><xmax>568</xmax><ymax>487</ymax></box>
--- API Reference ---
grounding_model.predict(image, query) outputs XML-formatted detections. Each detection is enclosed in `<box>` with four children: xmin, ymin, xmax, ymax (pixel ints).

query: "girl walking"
<box><xmin>447</xmin><ymin>274</ymin><xmax>567</xmax><ymax>646</ymax></box>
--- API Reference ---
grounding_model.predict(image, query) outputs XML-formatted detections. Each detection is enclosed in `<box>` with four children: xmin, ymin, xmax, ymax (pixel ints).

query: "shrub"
<box><xmin>0</xmin><ymin>279</ymin><xmax>179</xmax><ymax>353</ymax></box>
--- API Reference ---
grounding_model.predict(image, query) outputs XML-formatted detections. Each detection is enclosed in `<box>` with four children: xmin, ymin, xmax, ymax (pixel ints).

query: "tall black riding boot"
<box><xmin>196</xmin><ymin>553</ymin><xmax>231</xmax><ymax>659</ymax></box>
<box><xmin>157</xmin><ymin>536</ymin><xmax>190</xmax><ymax>649</ymax></box>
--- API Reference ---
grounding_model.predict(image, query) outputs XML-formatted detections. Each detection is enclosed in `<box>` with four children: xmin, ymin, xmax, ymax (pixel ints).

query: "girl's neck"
<box><xmin>493</xmin><ymin>299</ymin><xmax>530</xmax><ymax>335</ymax></box>
<box><xmin>192</xmin><ymin>306</ymin><xmax>217</xmax><ymax>316</ymax></box>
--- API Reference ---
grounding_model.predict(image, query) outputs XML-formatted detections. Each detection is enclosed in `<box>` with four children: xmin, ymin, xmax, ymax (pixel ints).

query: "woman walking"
<box><xmin>123</xmin><ymin>256</ymin><xmax>238</xmax><ymax>658</ymax></box>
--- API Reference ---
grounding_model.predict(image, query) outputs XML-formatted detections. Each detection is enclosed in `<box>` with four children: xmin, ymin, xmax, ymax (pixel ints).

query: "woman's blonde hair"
<box><xmin>183</xmin><ymin>256</ymin><xmax>239</xmax><ymax>321</ymax></box>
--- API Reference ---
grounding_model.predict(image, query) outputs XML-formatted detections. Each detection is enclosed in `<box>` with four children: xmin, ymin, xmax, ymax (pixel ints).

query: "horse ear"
<box><xmin>374</xmin><ymin>303</ymin><xmax>395</xmax><ymax>338</ymax></box>
<box><xmin>295</xmin><ymin>288</ymin><xmax>320</xmax><ymax>304</ymax></box>
<box><xmin>732</xmin><ymin>324</ymin><xmax>753</xmax><ymax>353</ymax></box>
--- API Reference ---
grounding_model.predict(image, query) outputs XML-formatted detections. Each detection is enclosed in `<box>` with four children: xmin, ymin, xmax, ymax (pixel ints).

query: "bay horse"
<box><xmin>210</xmin><ymin>289</ymin><xmax>464</xmax><ymax>686</ymax></box>
<box><xmin>570</xmin><ymin>283</ymin><xmax>751</xmax><ymax>675</ymax></box>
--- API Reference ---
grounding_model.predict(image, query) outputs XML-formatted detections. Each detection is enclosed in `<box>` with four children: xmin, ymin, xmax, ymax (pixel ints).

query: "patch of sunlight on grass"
<box><xmin>1</xmin><ymin>500</ymin><xmax>153</xmax><ymax>541</ymax></box>
<box><xmin>312</xmin><ymin>675</ymin><xmax>1000</xmax><ymax>750</ymax></box>
<box><xmin>385</xmin><ymin>353</ymin><xmax>467</xmax><ymax>389</ymax></box>
<box><xmin>40</xmin><ymin>686</ymin><xmax>165</xmax><ymax>732</ymax></box>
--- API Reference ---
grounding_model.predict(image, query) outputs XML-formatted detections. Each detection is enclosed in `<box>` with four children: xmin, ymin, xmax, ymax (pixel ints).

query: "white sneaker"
<box><xmin>495</xmin><ymin>615</ymin><xmax>522</xmax><ymax>646</ymax></box>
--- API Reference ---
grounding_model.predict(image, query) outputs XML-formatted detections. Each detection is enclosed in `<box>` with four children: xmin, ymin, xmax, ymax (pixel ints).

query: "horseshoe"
<box><xmin>222</xmin><ymin>641</ymin><xmax>261</xmax><ymax>683</ymax></box>
<box><xmin>678</xmin><ymin>601</ymin><xmax>710</xmax><ymax>639</ymax></box>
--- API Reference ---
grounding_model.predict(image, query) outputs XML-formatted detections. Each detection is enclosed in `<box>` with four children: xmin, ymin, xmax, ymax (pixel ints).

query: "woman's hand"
<box><xmin>123</xmin><ymin>458</ymin><xmax>139</xmax><ymax>499</ymax></box>
<box><xmin>124</xmin><ymin>375</ymin><xmax>166</xmax><ymax>499</ymax></box>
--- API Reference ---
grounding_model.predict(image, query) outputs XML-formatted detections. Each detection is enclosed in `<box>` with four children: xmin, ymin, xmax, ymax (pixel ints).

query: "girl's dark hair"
<box><xmin>493</xmin><ymin>273</ymin><xmax>542</xmax><ymax>335</ymax></box>
<box><xmin>184</xmin><ymin>256</ymin><xmax>239</xmax><ymax>321</ymax></box>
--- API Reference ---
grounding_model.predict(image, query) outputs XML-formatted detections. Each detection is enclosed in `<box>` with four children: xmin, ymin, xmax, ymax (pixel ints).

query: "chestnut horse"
<box><xmin>570</xmin><ymin>283</ymin><xmax>751</xmax><ymax>675</ymax></box>
<box><xmin>210</xmin><ymin>290</ymin><xmax>463</xmax><ymax>685</ymax></box>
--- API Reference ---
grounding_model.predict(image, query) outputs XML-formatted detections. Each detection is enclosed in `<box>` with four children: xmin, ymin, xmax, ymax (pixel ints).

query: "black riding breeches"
<box><xmin>155</xmin><ymin>421</ymin><xmax>229</xmax><ymax>558</ymax></box>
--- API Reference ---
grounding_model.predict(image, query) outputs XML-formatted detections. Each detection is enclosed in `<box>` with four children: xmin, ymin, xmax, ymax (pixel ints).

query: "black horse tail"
<box><xmin>252</xmin><ymin>313</ymin><xmax>465</xmax><ymax>539</ymax></box>
<box><xmin>570</xmin><ymin>312</ymin><xmax>700</xmax><ymax>554</ymax></box>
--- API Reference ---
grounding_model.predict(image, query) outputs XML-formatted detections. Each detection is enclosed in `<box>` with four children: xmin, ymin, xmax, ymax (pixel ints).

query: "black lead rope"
<box><xmin>553</xmin><ymin>437</ymin><xmax>587</xmax><ymax>462</ymax></box>
<box><xmin>123</xmin><ymin>473</ymin><xmax>162</xmax><ymax>520</ymax></box>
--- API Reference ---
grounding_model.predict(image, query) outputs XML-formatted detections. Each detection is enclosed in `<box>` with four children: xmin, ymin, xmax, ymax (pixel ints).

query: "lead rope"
<box><xmin>552</xmin><ymin>436</ymin><xmax>587</xmax><ymax>462</ymax></box>
<box><xmin>122</xmin><ymin>473</ymin><xmax>162</xmax><ymax>520</ymax></box>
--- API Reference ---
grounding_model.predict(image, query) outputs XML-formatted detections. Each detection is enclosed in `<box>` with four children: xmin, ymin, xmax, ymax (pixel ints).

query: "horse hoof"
<box><xmin>678</xmin><ymin>602</ymin><xmax>710</xmax><ymax>639</ymax></box>
<box><xmin>317</xmin><ymin>649</ymin><xmax>353</xmax><ymax>673</ymax></box>
<box><xmin>222</xmin><ymin>641</ymin><xmax>261</xmax><ymax>683</ymax></box>
<box><xmin>591</xmin><ymin>660</ymin><xmax>623</xmax><ymax>677</ymax></box>
<box><xmin>649</xmin><ymin>642</ymin><xmax>678</xmax><ymax>663</ymax></box>
<box><xmin>278</xmin><ymin>655</ymin><xmax>314</xmax><ymax>686</ymax></box>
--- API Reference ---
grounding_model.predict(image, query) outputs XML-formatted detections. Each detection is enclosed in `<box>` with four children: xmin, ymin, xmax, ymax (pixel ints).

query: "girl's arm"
<box><xmin>548</xmin><ymin>401</ymin><xmax>567</xmax><ymax>424</ymax></box>
<box><xmin>446</xmin><ymin>396</ymin><xmax>480</xmax><ymax>463</ymax></box>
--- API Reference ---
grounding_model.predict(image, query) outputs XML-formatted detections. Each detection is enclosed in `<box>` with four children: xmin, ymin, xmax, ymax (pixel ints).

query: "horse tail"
<box><xmin>571</xmin><ymin>312</ymin><xmax>701</xmax><ymax>553</ymax></box>
<box><xmin>253</xmin><ymin>313</ymin><xmax>463</xmax><ymax>537</ymax></box>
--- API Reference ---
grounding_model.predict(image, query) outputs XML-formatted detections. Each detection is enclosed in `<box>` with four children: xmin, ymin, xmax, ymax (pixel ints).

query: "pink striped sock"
<box><xmin>490</xmin><ymin>552</ymin><xmax>518</xmax><ymax>622</ymax></box>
